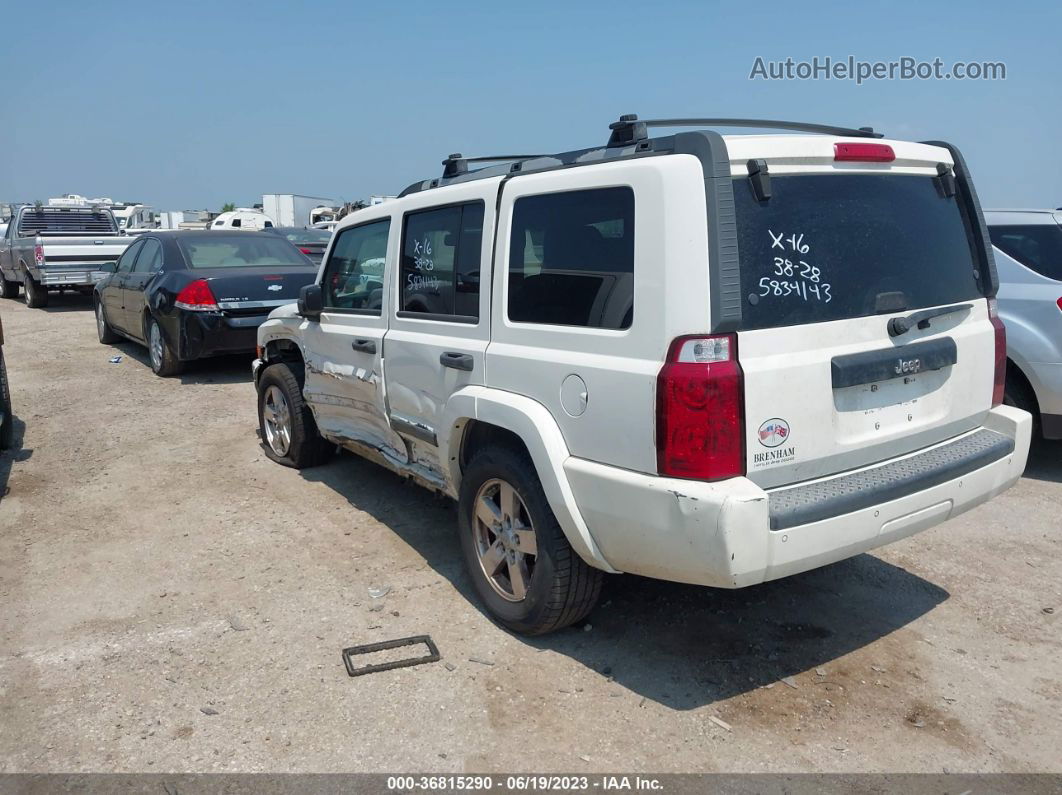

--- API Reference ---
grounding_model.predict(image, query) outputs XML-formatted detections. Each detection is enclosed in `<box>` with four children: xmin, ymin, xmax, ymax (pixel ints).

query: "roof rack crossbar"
<box><xmin>441</xmin><ymin>153</ymin><xmax>548</xmax><ymax>178</ymax></box>
<box><xmin>607</xmin><ymin>115</ymin><xmax>882</xmax><ymax>146</ymax></box>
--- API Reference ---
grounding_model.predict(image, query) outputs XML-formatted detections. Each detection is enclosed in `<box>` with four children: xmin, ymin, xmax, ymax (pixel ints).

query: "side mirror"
<box><xmin>100</xmin><ymin>262</ymin><xmax>117</xmax><ymax>273</ymax></box>
<box><xmin>298</xmin><ymin>283</ymin><xmax>323</xmax><ymax>320</ymax></box>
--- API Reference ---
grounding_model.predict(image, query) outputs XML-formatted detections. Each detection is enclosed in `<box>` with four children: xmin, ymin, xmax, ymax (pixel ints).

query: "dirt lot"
<box><xmin>0</xmin><ymin>293</ymin><xmax>1060</xmax><ymax>774</ymax></box>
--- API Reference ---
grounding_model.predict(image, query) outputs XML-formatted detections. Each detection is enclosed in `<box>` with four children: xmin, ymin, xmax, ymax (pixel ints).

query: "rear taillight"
<box><xmin>34</xmin><ymin>235</ymin><xmax>45</xmax><ymax>265</ymax></box>
<box><xmin>657</xmin><ymin>334</ymin><xmax>745</xmax><ymax>481</ymax></box>
<box><xmin>833</xmin><ymin>142</ymin><xmax>895</xmax><ymax>162</ymax></box>
<box><xmin>1057</xmin><ymin>296</ymin><xmax>1062</xmax><ymax>313</ymax></box>
<box><xmin>175</xmin><ymin>279</ymin><xmax>218</xmax><ymax>311</ymax></box>
<box><xmin>298</xmin><ymin>247</ymin><xmax>314</xmax><ymax>256</ymax></box>
<box><xmin>988</xmin><ymin>298</ymin><xmax>1007</xmax><ymax>407</ymax></box>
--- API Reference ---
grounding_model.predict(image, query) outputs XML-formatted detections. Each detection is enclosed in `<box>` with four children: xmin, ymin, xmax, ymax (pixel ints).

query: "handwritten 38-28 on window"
<box><xmin>758</xmin><ymin>229</ymin><xmax>833</xmax><ymax>303</ymax></box>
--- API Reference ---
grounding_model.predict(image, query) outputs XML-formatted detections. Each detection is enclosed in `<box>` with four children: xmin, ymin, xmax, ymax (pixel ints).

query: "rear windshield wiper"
<box><xmin>887</xmin><ymin>303</ymin><xmax>973</xmax><ymax>337</ymax></box>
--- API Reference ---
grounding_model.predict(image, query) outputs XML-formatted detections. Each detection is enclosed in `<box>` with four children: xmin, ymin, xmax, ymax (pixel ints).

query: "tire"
<box><xmin>146</xmin><ymin>316</ymin><xmax>183</xmax><ymax>377</ymax></box>
<box><xmin>95</xmin><ymin>299</ymin><xmax>120</xmax><ymax>344</ymax></box>
<box><xmin>1005</xmin><ymin>371</ymin><xmax>1042</xmax><ymax>438</ymax></box>
<box><xmin>23</xmin><ymin>275</ymin><xmax>48</xmax><ymax>308</ymax></box>
<box><xmin>0</xmin><ymin>349</ymin><xmax>13</xmax><ymax>450</ymax></box>
<box><xmin>458</xmin><ymin>445</ymin><xmax>603</xmax><ymax>635</ymax></box>
<box><xmin>0</xmin><ymin>275</ymin><xmax>18</xmax><ymax>300</ymax></box>
<box><xmin>257</xmin><ymin>362</ymin><xmax>333</xmax><ymax>468</ymax></box>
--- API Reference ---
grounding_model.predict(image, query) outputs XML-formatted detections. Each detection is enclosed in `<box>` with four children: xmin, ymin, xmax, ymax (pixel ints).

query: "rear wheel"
<box><xmin>458</xmin><ymin>445</ymin><xmax>603</xmax><ymax>635</ymax></box>
<box><xmin>146</xmin><ymin>317</ymin><xmax>183</xmax><ymax>377</ymax></box>
<box><xmin>0</xmin><ymin>349</ymin><xmax>14</xmax><ymax>450</ymax></box>
<box><xmin>0</xmin><ymin>275</ymin><xmax>18</xmax><ymax>300</ymax></box>
<box><xmin>95</xmin><ymin>300</ymin><xmax>120</xmax><ymax>344</ymax></box>
<box><xmin>23</xmin><ymin>276</ymin><xmax>48</xmax><ymax>308</ymax></box>
<box><xmin>257</xmin><ymin>363</ymin><xmax>333</xmax><ymax>468</ymax></box>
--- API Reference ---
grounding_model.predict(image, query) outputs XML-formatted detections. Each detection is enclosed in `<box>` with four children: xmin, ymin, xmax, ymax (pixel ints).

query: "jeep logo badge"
<box><xmin>894</xmin><ymin>358</ymin><xmax>922</xmax><ymax>376</ymax></box>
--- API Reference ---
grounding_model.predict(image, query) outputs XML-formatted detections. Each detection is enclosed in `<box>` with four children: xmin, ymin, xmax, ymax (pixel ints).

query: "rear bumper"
<box><xmin>36</xmin><ymin>267</ymin><xmax>110</xmax><ymax>286</ymax></box>
<box><xmin>177</xmin><ymin>311</ymin><xmax>267</xmax><ymax>359</ymax></box>
<box><xmin>562</xmin><ymin>405</ymin><xmax>1032</xmax><ymax>588</ymax></box>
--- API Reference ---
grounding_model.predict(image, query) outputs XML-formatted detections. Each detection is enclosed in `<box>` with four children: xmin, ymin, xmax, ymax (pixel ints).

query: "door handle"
<box><xmin>351</xmin><ymin>338</ymin><xmax>376</xmax><ymax>354</ymax></box>
<box><xmin>440</xmin><ymin>352</ymin><xmax>474</xmax><ymax>371</ymax></box>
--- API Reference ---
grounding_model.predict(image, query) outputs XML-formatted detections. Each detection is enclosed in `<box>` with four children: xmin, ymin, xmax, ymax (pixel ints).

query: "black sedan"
<box><xmin>93</xmin><ymin>231</ymin><xmax>317</xmax><ymax>376</ymax></box>
<box><xmin>264</xmin><ymin>226</ymin><xmax>331</xmax><ymax>264</ymax></box>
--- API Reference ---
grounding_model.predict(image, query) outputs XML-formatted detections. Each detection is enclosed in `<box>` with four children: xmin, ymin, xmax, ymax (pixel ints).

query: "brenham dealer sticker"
<box><xmin>753</xmin><ymin>418</ymin><xmax>795</xmax><ymax>468</ymax></box>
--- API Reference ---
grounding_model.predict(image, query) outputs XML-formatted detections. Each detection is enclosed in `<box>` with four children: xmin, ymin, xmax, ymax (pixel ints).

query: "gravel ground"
<box><xmin>0</xmin><ymin>293</ymin><xmax>1059</xmax><ymax>773</ymax></box>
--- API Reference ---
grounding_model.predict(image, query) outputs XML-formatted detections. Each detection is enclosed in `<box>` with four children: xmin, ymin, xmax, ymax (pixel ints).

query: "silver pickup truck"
<box><xmin>0</xmin><ymin>205</ymin><xmax>133</xmax><ymax>308</ymax></box>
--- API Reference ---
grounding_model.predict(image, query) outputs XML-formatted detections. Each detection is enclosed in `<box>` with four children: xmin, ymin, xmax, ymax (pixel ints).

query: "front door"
<box><xmin>301</xmin><ymin>215</ymin><xmax>406</xmax><ymax>465</ymax></box>
<box><xmin>121</xmin><ymin>237</ymin><xmax>163</xmax><ymax>337</ymax></box>
<box><xmin>382</xmin><ymin>178</ymin><xmax>501</xmax><ymax>479</ymax></box>
<box><xmin>106</xmin><ymin>238</ymin><xmax>142</xmax><ymax>333</ymax></box>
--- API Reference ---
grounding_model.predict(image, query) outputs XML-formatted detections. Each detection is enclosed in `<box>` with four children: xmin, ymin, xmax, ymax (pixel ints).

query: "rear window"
<box><xmin>177</xmin><ymin>236</ymin><xmax>309</xmax><ymax>269</ymax></box>
<box><xmin>733</xmin><ymin>174</ymin><xmax>983</xmax><ymax>330</ymax></box>
<box><xmin>278</xmin><ymin>228</ymin><xmax>330</xmax><ymax>244</ymax></box>
<box><xmin>18</xmin><ymin>209</ymin><xmax>116</xmax><ymax>235</ymax></box>
<box><xmin>988</xmin><ymin>224</ymin><xmax>1062</xmax><ymax>282</ymax></box>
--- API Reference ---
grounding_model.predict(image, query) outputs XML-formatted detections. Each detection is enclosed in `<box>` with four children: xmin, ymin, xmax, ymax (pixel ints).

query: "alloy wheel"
<box><xmin>472</xmin><ymin>478</ymin><xmax>539</xmax><ymax>602</ymax></box>
<box><xmin>149</xmin><ymin>322</ymin><xmax>164</xmax><ymax>371</ymax></box>
<box><xmin>262</xmin><ymin>385</ymin><xmax>292</xmax><ymax>456</ymax></box>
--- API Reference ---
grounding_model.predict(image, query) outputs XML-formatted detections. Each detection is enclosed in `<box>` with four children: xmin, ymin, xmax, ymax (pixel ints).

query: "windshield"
<box><xmin>732</xmin><ymin>174</ymin><xmax>983</xmax><ymax>330</ymax></box>
<box><xmin>988</xmin><ymin>223</ymin><xmax>1062</xmax><ymax>282</ymax></box>
<box><xmin>278</xmin><ymin>228</ymin><xmax>330</xmax><ymax>244</ymax></box>
<box><xmin>177</xmin><ymin>236</ymin><xmax>310</xmax><ymax>269</ymax></box>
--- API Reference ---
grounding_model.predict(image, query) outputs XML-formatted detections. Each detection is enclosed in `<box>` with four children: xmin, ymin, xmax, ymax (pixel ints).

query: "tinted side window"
<box><xmin>116</xmin><ymin>240</ymin><xmax>144</xmax><ymax>272</ymax></box>
<box><xmin>400</xmin><ymin>202</ymin><xmax>484</xmax><ymax>319</ymax></box>
<box><xmin>989</xmin><ymin>224</ymin><xmax>1062</xmax><ymax>282</ymax></box>
<box><xmin>230</xmin><ymin>218</ymin><xmax>242</xmax><ymax>228</ymax></box>
<box><xmin>322</xmin><ymin>219</ymin><xmax>389</xmax><ymax>313</ymax></box>
<box><xmin>507</xmin><ymin>187</ymin><xmax>634</xmax><ymax>329</ymax></box>
<box><xmin>133</xmin><ymin>238</ymin><xmax>163</xmax><ymax>272</ymax></box>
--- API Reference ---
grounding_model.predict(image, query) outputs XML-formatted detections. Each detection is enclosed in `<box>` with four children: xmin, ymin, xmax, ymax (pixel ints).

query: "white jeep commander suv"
<box><xmin>254</xmin><ymin>115</ymin><xmax>1031</xmax><ymax>635</ymax></box>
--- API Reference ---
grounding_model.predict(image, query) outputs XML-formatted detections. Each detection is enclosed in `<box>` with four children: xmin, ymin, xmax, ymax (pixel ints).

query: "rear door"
<box><xmin>382</xmin><ymin>178</ymin><xmax>502</xmax><ymax>478</ymax></box>
<box><xmin>300</xmin><ymin>216</ymin><xmax>407</xmax><ymax>465</ymax></box>
<box><xmin>727</xmin><ymin>145</ymin><xmax>994</xmax><ymax>488</ymax></box>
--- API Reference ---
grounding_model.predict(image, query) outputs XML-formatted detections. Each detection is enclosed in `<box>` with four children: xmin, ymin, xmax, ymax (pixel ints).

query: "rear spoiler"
<box><xmin>921</xmin><ymin>140</ymin><xmax>999</xmax><ymax>297</ymax></box>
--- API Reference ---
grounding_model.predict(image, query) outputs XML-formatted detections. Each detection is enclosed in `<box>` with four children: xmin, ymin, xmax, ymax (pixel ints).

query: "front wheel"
<box><xmin>257</xmin><ymin>363</ymin><xmax>333</xmax><ymax>468</ymax></box>
<box><xmin>458</xmin><ymin>446</ymin><xmax>603</xmax><ymax>635</ymax></box>
<box><xmin>146</xmin><ymin>316</ymin><xmax>183</xmax><ymax>377</ymax></box>
<box><xmin>23</xmin><ymin>276</ymin><xmax>48</xmax><ymax>308</ymax></box>
<box><xmin>0</xmin><ymin>275</ymin><xmax>19</xmax><ymax>300</ymax></box>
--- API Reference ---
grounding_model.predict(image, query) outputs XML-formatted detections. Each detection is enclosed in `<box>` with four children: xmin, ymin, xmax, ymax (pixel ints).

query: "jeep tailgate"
<box><xmin>724</xmin><ymin>140</ymin><xmax>995</xmax><ymax>488</ymax></box>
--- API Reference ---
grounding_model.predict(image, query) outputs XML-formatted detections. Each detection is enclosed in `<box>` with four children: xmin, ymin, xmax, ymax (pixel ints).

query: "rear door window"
<box><xmin>507</xmin><ymin>187</ymin><xmax>634</xmax><ymax>329</ymax></box>
<box><xmin>400</xmin><ymin>202</ymin><xmax>484</xmax><ymax>320</ymax></box>
<box><xmin>988</xmin><ymin>224</ymin><xmax>1062</xmax><ymax>281</ymax></box>
<box><xmin>132</xmin><ymin>238</ymin><xmax>163</xmax><ymax>272</ymax></box>
<box><xmin>733</xmin><ymin>174</ymin><xmax>983</xmax><ymax>330</ymax></box>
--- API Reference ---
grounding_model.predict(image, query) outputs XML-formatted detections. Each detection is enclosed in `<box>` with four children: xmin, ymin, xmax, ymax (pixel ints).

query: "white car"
<box><xmin>985</xmin><ymin>209</ymin><xmax>1062</xmax><ymax>439</ymax></box>
<box><xmin>210</xmin><ymin>209</ymin><xmax>275</xmax><ymax>231</ymax></box>
<box><xmin>254</xmin><ymin>116</ymin><xmax>1031</xmax><ymax>635</ymax></box>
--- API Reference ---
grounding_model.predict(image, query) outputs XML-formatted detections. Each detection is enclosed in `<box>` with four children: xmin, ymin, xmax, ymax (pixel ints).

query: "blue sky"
<box><xmin>2</xmin><ymin>1</ymin><xmax>1058</xmax><ymax>211</ymax></box>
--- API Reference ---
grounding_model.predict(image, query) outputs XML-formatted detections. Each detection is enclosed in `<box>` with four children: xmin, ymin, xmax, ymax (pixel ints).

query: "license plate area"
<box><xmin>831</xmin><ymin>337</ymin><xmax>957</xmax><ymax>390</ymax></box>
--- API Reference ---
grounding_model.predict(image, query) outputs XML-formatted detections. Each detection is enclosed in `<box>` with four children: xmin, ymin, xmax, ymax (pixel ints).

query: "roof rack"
<box><xmin>442</xmin><ymin>153</ymin><xmax>547</xmax><ymax>179</ymax></box>
<box><xmin>606</xmin><ymin>114</ymin><xmax>883</xmax><ymax>147</ymax></box>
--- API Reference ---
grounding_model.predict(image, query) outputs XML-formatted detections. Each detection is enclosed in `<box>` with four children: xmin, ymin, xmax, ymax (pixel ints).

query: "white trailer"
<box><xmin>261</xmin><ymin>194</ymin><xmax>336</xmax><ymax>228</ymax></box>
